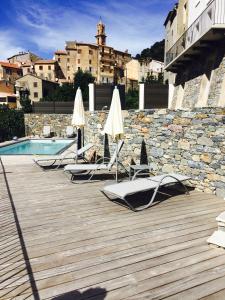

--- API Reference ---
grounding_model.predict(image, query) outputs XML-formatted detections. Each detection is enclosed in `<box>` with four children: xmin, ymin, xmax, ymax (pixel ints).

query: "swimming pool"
<box><xmin>0</xmin><ymin>139</ymin><xmax>74</xmax><ymax>155</ymax></box>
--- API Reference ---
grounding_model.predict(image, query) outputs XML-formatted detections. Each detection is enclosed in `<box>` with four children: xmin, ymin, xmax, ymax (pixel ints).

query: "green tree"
<box><xmin>136</xmin><ymin>40</ymin><xmax>165</xmax><ymax>62</ymax></box>
<box><xmin>158</xmin><ymin>72</ymin><xmax>164</xmax><ymax>83</ymax></box>
<box><xmin>126</xmin><ymin>89</ymin><xmax>139</xmax><ymax>109</ymax></box>
<box><xmin>41</xmin><ymin>69</ymin><xmax>95</xmax><ymax>102</ymax></box>
<box><xmin>145</xmin><ymin>72</ymin><xmax>156</xmax><ymax>83</ymax></box>
<box><xmin>74</xmin><ymin>69</ymin><xmax>95</xmax><ymax>102</ymax></box>
<box><xmin>20</xmin><ymin>90</ymin><xmax>32</xmax><ymax>113</ymax></box>
<box><xmin>41</xmin><ymin>83</ymin><xmax>75</xmax><ymax>102</ymax></box>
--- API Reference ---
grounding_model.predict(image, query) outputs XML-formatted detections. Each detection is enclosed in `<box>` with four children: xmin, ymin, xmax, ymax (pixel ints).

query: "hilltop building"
<box><xmin>54</xmin><ymin>20</ymin><xmax>132</xmax><ymax>84</ymax></box>
<box><xmin>165</xmin><ymin>0</ymin><xmax>225</xmax><ymax>109</ymax></box>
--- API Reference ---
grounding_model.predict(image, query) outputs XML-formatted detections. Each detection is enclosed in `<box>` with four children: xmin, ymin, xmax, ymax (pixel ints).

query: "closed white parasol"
<box><xmin>103</xmin><ymin>86</ymin><xmax>124</xmax><ymax>181</ymax></box>
<box><xmin>72</xmin><ymin>87</ymin><xmax>85</xmax><ymax>162</ymax></box>
<box><xmin>72</xmin><ymin>87</ymin><xmax>85</xmax><ymax>128</ymax></box>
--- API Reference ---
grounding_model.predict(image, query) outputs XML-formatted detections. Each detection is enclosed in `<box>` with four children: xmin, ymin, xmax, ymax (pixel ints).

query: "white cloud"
<box><xmin>0</xmin><ymin>30</ymin><xmax>24</xmax><ymax>60</ymax></box>
<box><xmin>9</xmin><ymin>0</ymin><xmax>169</xmax><ymax>58</ymax></box>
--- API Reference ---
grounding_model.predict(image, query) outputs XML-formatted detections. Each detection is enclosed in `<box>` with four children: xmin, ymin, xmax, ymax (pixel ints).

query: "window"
<box><xmin>89</xmin><ymin>67</ymin><xmax>92</xmax><ymax>72</ymax></box>
<box><xmin>68</xmin><ymin>76</ymin><xmax>70</xmax><ymax>80</ymax></box>
<box><xmin>78</xmin><ymin>59</ymin><xmax>80</xmax><ymax>64</ymax></box>
<box><xmin>58</xmin><ymin>58</ymin><xmax>61</xmax><ymax>62</ymax></box>
<box><xmin>6</xmin><ymin>68</ymin><xmax>12</xmax><ymax>75</ymax></box>
<box><xmin>183</xmin><ymin>3</ymin><xmax>187</xmax><ymax>25</ymax></box>
<box><xmin>78</xmin><ymin>49</ymin><xmax>82</xmax><ymax>54</ymax></box>
<box><xmin>67</xmin><ymin>58</ymin><xmax>70</xmax><ymax>62</ymax></box>
<box><xmin>48</xmin><ymin>65</ymin><xmax>51</xmax><ymax>70</ymax></box>
<box><xmin>34</xmin><ymin>92</ymin><xmax>38</xmax><ymax>98</ymax></box>
<box><xmin>89</xmin><ymin>50</ymin><xmax>93</xmax><ymax>55</ymax></box>
<box><xmin>39</xmin><ymin>66</ymin><xmax>43</xmax><ymax>70</ymax></box>
<box><xmin>67</xmin><ymin>51</ymin><xmax>70</xmax><ymax>55</ymax></box>
<box><xmin>78</xmin><ymin>67</ymin><xmax>81</xmax><ymax>71</ymax></box>
<box><xmin>89</xmin><ymin>60</ymin><xmax>92</xmax><ymax>64</ymax></box>
<box><xmin>27</xmin><ymin>68</ymin><xmax>30</xmax><ymax>73</ymax></box>
<box><xmin>67</xmin><ymin>66</ymin><xmax>70</xmax><ymax>71</ymax></box>
<box><xmin>33</xmin><ymin>82</ymin><xmax>38</xmax><ymax>88</ymax></box>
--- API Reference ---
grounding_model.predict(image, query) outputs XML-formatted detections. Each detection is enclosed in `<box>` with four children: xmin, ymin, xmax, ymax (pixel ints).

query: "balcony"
<box><xmin>165</xmin><ymin>0</ymin><xmax>225</xmax><ymax>72</ymax></box>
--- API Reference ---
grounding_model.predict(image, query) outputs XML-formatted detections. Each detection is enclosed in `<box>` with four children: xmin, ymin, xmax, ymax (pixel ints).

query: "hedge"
<box><xmin>0</xmin><ymin>105</ymin><xmax>25</xmax><ymax>142</ymax></box>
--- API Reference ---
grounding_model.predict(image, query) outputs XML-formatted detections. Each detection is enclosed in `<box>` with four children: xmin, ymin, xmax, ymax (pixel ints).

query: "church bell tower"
<box><xmin>95</xmin><ymin>18</ymin><xmax>107</xmax><ymax>46</ymax></box>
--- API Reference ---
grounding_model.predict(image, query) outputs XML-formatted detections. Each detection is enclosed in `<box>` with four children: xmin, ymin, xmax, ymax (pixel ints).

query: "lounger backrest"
<box><xmin>77</xmin><ymin>143</ymin><xmax>93</xmax><ymax>156</ymax></box>
<box><xmin>43</xmin><ymin>126</ymin><xmax>51</xmax><ymax>137</ymax></box>
<box><xmin>66</xmin><ymin>126</ymin><xmax>74</xmax><ymax>136</ymax></box>
<box><xmin>107</xmin><ymin>140</ymin><xmax>124</xmax><ymax>170</ymax></box>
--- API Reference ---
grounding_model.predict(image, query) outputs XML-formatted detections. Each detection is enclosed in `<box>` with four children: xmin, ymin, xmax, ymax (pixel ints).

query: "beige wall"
<box><xmin>16</xmin><ymin>75</ymin><xmax>58</xmax><ymax>103</ymax></box>
<box><xmin>126</xmin><ymin>59</ymin><xmax>164</xmax><ymax>82</ymax></box>
<box><xmin>0</xmin><ymin>65</ymin><xmax>22</xmax><ymax>84</ymax></box>
<box><xmin>55</xmin><ymin>42</ymin><xmax>131</xmax><ymax>84</ymax></box>
<box><xmin>126</xmin><ymin>59</ymin><xmax>139</xmax><ymax>81</ymax></box>
<box><xmin>176</xmin><ymin>0</ymin><xmax>189</xmax><ymax>38</ymax></box>
<box><xmin>34</xmin><ymin>63</ymin><xmax>56</xmax><ymax>81</ymax></box>
<box><xmin>16</xmin><ymin>76</ymin><xmax>42</xmax><ymax>102</ymax></box>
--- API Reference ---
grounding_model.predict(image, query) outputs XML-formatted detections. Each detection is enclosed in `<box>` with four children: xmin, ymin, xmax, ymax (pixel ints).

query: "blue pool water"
<box><xmin>0</xmin><ymin>139</ymin><xmax>74</xmax><ymax>155</ymax></box>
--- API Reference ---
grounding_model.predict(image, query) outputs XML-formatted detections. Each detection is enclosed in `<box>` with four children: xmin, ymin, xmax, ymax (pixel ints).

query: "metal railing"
<box><xmin>165</xmin><ymin>0</ymin><xmax>225</xmax><ymax>67</ymax></box>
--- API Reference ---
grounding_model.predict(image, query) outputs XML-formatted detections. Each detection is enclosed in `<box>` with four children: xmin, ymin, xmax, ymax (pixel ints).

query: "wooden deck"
<box><xmin>1</xmin><ymin>158</ymin><xmax>225</xmax><ymax>300</ymax></box>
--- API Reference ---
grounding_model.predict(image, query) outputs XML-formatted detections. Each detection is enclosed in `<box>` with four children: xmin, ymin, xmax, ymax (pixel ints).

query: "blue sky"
<box><xmin>0</xmin><ymin>0</ymin><xmax>176</xmax><ymax>60</ymax></box>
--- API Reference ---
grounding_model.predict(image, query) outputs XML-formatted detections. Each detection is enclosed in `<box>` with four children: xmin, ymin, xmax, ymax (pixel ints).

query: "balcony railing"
<box><xmin>165</xmin><ymin>0</ymin><xmax>225</xmax><ymax>68</ymax></box>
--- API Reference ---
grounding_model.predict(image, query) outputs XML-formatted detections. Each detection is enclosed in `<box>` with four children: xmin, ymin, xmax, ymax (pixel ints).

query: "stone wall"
<box><xmin>170</xmin><ymin>42</ymin><xmax>225</xmax><ymax>109</ymax></box>
<box><xmin>25</xmin><ymin>108</ymin><xmax>225</xmax><ymax>196</ymax></box>
<box><xmin>24</xmin><ymin>114</ymin><xmax>73</xmax><ymax>137</ymax></box>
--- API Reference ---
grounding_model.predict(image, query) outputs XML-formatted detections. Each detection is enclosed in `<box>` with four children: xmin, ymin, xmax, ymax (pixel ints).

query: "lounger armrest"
<box><xmin>96</xmin><ymin>157</ymin><xmax>111</xmax><ymax>164</ymax></box>
<box><xmin>132</xmin><ymin>169</ymin><xmax>155</xmax><ymax>181</ymax></box>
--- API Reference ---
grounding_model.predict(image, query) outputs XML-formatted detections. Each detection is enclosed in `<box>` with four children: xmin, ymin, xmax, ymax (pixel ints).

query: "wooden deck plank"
<box><xmin>1</xmin><ymin>158</ymin><xmax>225</xmax><ymax>300</ymax></box>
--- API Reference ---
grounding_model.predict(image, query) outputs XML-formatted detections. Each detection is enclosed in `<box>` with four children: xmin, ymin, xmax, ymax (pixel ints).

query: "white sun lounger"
<box><xmin>34</xmin><ymin>143</ymin><xmax>93</xmax><ymax>169</ymax></box>
<box><xmin>102</xmin><ymin>173</ymin><xmax>191</xmax><ymax>211</ymax></box>
<box><xmin>43</xmin><ymin>125</ymin><xmax>51</xmax><ymax>137</ymax></box>
<box><xmin>64</xmin><ymin>140</ymin><xmax>125</xmax><ymax>182</ymax></box>
<box><xmin>66</xmin><ymin>126</ymin><xmax>74</xmax><ymax>138</ymax></box>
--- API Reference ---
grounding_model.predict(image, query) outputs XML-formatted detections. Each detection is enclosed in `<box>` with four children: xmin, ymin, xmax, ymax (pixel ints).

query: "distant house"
<box><xmin>0</xmin><ymin>80</ymin><xmax>17</xmax><ymax>108</ymax></box>
<box><xmin>0</xmin><ymin>61</ymin><xmax>22</xmax><ymax>84</ymax></box>
<box><xmin>126</xmin><ymin>58</ymin><xmax>164</xmax><ymax>85</ymax></box>
<box><xmin>165</xmin><ymin>0</ymin><xmax>225</xmax><ymax>109</ymax></box>
<box><xmin>15</xmin><ymin>74</ymin><xmax>59</xmax><ymax>103</ymax></box>
<box><xmin>8</xmin><ymin>51</ymin><xmax>40</xmax><ymax>65</ymax></box>
<box><xmin>34</xmin><ymin>60</ymin><xmax>61</xmax><ymax>82</ymax></box>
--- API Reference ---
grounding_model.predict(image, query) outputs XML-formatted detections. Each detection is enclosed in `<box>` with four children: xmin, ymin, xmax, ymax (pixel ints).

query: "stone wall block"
<box><xmin>24</xmin><ymin>108</ymin><xmax>225</xmax><ymax>195</ymax></box>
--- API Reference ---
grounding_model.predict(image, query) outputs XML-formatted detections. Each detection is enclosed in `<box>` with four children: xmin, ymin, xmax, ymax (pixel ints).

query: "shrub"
<box><xmin>126</xmin><ymin>89</ymin><xmax>139</xmax><ymax>109</ymax></box>
<box><xmin>0</xmin><ymin>105</ymin><xmax>25</xmax><ymax>142</ymax></box>
<box><xmin>20</xmin><ymin>98</ymin><xmax>33</xmax><ymax>113</ymax></box>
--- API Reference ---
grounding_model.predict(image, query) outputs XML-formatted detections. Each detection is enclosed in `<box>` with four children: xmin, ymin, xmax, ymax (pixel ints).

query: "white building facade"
<box><xmin>126</xmin><ymin>59</ymin><xmax>164</xmax><ymax>83</ymax></box>
<box><xmin>165</xmin><ymin>0</ymin><xmax>225</xmax><ymax>109</ymax></box>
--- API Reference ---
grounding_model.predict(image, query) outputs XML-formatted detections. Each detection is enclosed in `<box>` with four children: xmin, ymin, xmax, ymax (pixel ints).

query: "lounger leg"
<box><xmin>34</xmin><ymin>159</ymin><xmax>57</xmax><ymax>170</ymax></box>
<box><xmin>101</xmin><ymin>191</ymin><xmax>137</xmax><ymax>211</ymax></box>
<box><xmin>70</xmin><ymin>170</ymin><xmax>98</xmax><ymax>184</ymax></box>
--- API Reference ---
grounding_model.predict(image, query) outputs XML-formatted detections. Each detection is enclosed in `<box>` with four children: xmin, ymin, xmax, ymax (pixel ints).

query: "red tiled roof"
<box><xmin>34</xmin><ymin>60</ymin><xmax>56</xmax><ymax>64</ymax></box>
<box><xmin>55</xmin><ymin>50</ymin><xmax>67</xmax><ymax>55</ymax></box>
<box><xmin>0</xmin><ymin>61</ymin><xmax>20</xmax><ymax>69</ymax></box>
<box><xmin>22</xmin><ymin>63</ymin><xmax>32</xmax><ymax>67</ymax></box>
